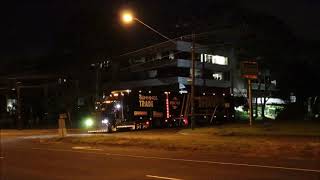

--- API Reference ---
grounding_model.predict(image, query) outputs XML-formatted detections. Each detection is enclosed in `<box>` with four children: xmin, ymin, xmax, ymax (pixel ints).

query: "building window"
<box><xmin>148</xmin><ymin>70</ymin><xmax>158</xmax><ymax>78</ymax></box>
<box><xmin>7</xmin><ymin>99</ymin><xmax>17</xmax><ymax>112</ymax></box>
<box><xmin>201</xmin><ymin>54</ymin><xmax>228</xmax><ymax>65</ymax></box>
<box><xmin>169</xmin><ymin>51</ymin><xmax>174</xmax><ymax>60</ymax></box>
<box><xmin>212</xmin><ymin>73</ymin><xmax>223</xmax><ymax>80</ymax></box>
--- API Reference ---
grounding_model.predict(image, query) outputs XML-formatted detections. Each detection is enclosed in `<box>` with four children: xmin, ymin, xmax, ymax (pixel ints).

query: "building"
<box><xmin>103</xmin><ymin>40</ymin><xmax>234</xmax><ymax>95</ymax></box>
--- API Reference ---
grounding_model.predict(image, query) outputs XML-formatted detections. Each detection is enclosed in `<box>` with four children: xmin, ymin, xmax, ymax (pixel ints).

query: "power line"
<box><xmin>114</xmin><ymin>26</ymin><xmax>240</xmax><ymax>59</ymax></box>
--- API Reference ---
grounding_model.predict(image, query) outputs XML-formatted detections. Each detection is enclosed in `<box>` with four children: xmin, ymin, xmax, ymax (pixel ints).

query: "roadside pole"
<box><xmin>17</xmin><ymin>86</ymin><xmax>22</xmax><ymax>129</ymax></box>
<box><xmin>191</xmin><ymin>33</ymin><xmax>196</xmax><ymax>130</ymax></box>
<box><xmin>248</xmin><ymin>79</ymin><xmax>253</xmax><ymax>126</ymax></box>
<box><xmin>241</xmin><ymin>61</ymin><xmax>258</xmax><ymax>126</ymax></box>
<box><xmin>58</xmin><ymin>113</ymin><xmax>67</xmax><ymax>137</ymax></box>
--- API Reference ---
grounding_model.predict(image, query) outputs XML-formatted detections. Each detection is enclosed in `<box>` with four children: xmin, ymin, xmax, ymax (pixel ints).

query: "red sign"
<box><xmin>240</xmin><ymin>61</ymin><xmax>258</xmax><ymax>79</ymax></box>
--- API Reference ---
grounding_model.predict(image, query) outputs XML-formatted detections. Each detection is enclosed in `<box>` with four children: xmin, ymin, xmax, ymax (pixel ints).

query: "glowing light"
<box><xmin>235</xmin><ymin>106</ymin><xmax>245</xmax><ymax>112</ymax></box>
<box><xmin>165</xmin><ymin>92</ymin><xmax>170</xmax><ymax>119</ymax></box>
<box><xmin>115</xmin><ymin>104</ymin><xmax>121</xmax><ymax>109</ymax></box>
<box><xmin>102</xmin><ymin>119</ymin><xmax>109</xmax><ymax>124</ymax></box>
<box><xmin>84</xmin><ymin>118</ymin><xmax>94</xmax><ymax>127</ymax></box>
<box><xmin>122</xmin><ymin>12</ymin><xmax>134</xmax><ymax>24</ymax></box>
<box><xmin>183</xmin><ymin>118</ymin><xmax>188</xmax><ymax>125</ymax></box>
<box><xmin>179</xmin><ymin>90</ymin><xmax>188</xmax><ymax>94</ymax></box>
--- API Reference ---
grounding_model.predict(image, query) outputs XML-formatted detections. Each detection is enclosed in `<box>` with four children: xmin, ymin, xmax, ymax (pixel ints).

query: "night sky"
<box><xmin>2</xmin><ymin>1</ymin><xmax>320</xmax><ymax>56</ymax></box>
<box><xmin>1</xmin><ymin>0</ymin><xmax>320</xmax><ymax>93</ymax></box>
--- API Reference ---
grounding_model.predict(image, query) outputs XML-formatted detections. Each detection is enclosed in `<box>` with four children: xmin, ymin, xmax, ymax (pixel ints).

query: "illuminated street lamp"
<box><xmin>120</xmin><ymin>10</ymin><xmax>175</xmax><ymax>44</ymax></box>
<box><xmin>122</xmin><ymin>11</ymin><xmax>134</xmax><ymax>24</ymax></box>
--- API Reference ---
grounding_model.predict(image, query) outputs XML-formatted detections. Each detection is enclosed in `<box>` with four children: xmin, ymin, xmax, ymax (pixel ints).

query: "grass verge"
<box><xmin>39</xmin><ymin>121</ymin><xmax>320</xmax><ymax>160</ymax></box>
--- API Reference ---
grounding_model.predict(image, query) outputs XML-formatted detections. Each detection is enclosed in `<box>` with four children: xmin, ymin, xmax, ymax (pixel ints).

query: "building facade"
<box><xmin>103</xmin><ymin>40</ymin><xmax>234</xmax><ymax>95</ymax></box>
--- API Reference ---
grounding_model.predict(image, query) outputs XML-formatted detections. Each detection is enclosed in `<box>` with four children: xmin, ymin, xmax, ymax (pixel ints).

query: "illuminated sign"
<box><xmin>134</xmin><ymin>111</ymin><xmax>148</xmax><ymax>116</ymax></box>
<box><xmin>139</xmin><ymin>95</ymin><xmax>158</xmax><ymax>108</ymax></box>
<box><xmin>240</xmin><ymin>61</ymin><xmax>258</xmax><ymax>79</ymax></box>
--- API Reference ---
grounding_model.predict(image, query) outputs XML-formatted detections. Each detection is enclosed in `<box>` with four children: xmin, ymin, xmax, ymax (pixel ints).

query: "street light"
<box><xmin>120</xmin><ymin>10</ymin><xmax>175</xmax><ymax>44</ymax></box>
<box><xmin>121</xmin><ymin>11</ymin><xmax>134</xmax><ymax>24</ymax></box>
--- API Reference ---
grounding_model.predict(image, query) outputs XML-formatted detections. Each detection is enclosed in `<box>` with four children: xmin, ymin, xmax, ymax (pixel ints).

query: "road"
<box><xmin>1</xmin><ymin>130</ymin><xmax>320</xmax><ymax>180</ymax></box>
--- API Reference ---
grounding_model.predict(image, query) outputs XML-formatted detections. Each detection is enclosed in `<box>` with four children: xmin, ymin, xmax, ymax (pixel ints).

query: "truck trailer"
<box><xmin>91</xmin><ymin>88</ymin><xmax>234</xmax><ymax>132</ymax></box>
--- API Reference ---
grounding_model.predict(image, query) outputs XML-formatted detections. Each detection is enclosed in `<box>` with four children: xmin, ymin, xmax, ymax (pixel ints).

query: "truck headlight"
<box><xmin>102</xmin><ymin>119</ymin><xmax>109</xmax><ymax>124</ymax></box>
<box><xmin>84</xmin><ymin>118</ymin><xmax>94</xmax><ymax>127</ymax></box>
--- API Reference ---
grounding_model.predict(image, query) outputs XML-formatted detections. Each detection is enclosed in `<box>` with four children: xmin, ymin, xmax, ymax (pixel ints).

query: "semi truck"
<box><xmin>90</xmin><ymin>88</ymin><xmax>234</xmax><ymax>133</ymax></box>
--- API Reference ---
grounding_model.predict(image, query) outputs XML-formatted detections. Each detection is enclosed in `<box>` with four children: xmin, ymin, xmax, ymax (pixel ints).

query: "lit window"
<box><xmin>201</xmin><ymin>54</ymin><xmax>228</xmax><ymax>65</ymax></box>
<box><xmin>7</xmin><ymin>99</ymin><xmax>17</xmax><ymax>112</ymax></box>
<box><xmin>290</xmin><ymin>95</ymin><xmax>296</xmax><ymax>103</ymax></box>
<box><xmin>207</xmin><ymin>55</ymin><xmax>212</xmax><ymax>63</ymax></box>
<box><xmin>212</xmin><ymin>55</ymin><xmax>228</xmax><ymax>65</ymax></box>
<box><xmin>169</xmin><ymin>51</ymin><xmax>174</xmax><ymax>60</ymax></box>
<box><xmin>212</xmin><ymin>73</ymin><xmax>223</xmax><ymax>80</ymax></box>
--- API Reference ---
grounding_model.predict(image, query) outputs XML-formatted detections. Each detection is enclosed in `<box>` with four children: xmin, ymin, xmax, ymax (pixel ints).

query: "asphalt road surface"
<box><xmin>1</xmin><ymin>130</ymin><xmax>320</xmax><ymax>180</ymax></box>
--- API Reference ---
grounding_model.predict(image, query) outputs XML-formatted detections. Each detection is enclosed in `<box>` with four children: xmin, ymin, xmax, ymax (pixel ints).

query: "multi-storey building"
<box><xmin>103</xmin><ymin>40</ymin><xmax>234</xmax><ymax>95</ymax></box>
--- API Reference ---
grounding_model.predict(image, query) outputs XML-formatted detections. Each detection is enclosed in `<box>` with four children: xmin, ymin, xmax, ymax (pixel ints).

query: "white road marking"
<box><xmin>72</xmin><ymin>146</ymin><xmax>92</xmax><ymax>150</ymax></box>
<box><xmin>146</xmin><ymin>174</ymin><xmax>183</xmax><ymax>180</ymax></box>
<box><xmin>31</xmin><ymin>147</ymin><xmax>320</xmax><ymax>173</ymax></box>
<box><xmin>178</xmin><ymin>132</ymin><xmax>189</xmax><ymax>135</ymax></box>
<box><xmin>87</xmin><ymin>148</ymin><xmax>103</xmax><ymax>151</ymax></box>
<box><xmin>72</xmin><ymin>146</ymin><xmax>103</xmax><ymax>151</ymax></box>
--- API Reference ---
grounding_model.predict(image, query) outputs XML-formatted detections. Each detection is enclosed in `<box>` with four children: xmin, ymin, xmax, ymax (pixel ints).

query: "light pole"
<box><xmin>121</xmin><ymin>10</ymin><xmax>196</xmax><ymax>129</ymax></box>
<box><xmin>121</xmin><ymin>11</ymin><xmax>176</xmax><ymax>44</ymax></box>
<box><xmin>190</xmin><ymin>33</ymin><xmax>196</xmax><ymax>130</ymax></box>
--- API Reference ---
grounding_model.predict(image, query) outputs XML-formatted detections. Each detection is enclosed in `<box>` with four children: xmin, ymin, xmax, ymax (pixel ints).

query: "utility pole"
<box><xmin>191</xmin><ymin>33</ymin><xmax>196</xmax><ymax>130</ymax></box>
<box><xmin>95</xmin><ymin>62</ymin><xmax>102</xmax><ymax>125</ymax></box>
<box><xmin>17</xmin><ymin>86</ymin><xmax>22</xmax><ymax>129</ymax></box>
<box><xmin>248</xmin><ymin>79</ymin><xmax>253</xmax><ymax>126</ymax></box>
<box><xmin>95</xmin><ymin>63</ymin><xmax>101</xmax><ymax>101</ymax></box>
